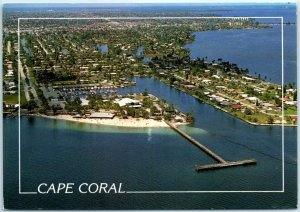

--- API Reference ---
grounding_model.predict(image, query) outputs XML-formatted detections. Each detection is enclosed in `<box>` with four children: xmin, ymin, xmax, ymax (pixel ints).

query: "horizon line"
<box><xmin>2</xmin><ymin>1</ymin><xmax>298</xmax><ymax>5</ymax></box>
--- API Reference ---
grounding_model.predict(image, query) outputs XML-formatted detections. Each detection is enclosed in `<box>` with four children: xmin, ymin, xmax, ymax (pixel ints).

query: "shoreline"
<box><xmin>35</xmin><ymin>114</ymin><xmax>189</xmax><ymax>128</ymax></box>
<box><xmin>20</xmin><ymin>111</ymin><xmax>297</xmax><ymax>127</ymax></box>
<box><xmin>157</xmin><ymin>77</ymin><xmax>297</xmax><ymax>127</ymax></box>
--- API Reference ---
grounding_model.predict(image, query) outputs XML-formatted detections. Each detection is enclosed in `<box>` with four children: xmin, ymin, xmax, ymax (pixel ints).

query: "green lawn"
<box><xmin>3</xmin><ymin>93</ymin><xmax>18</xmax><ymax>104</ymax></box>
<box><xmin>285</xmin><ymin>106</ymin><xmax>297</xmax><ymax>115</ymax></box>
<box><xmin>266</xmin><ymin>106</ymin><xmax>297</xmax><ymax>116</ymax></box>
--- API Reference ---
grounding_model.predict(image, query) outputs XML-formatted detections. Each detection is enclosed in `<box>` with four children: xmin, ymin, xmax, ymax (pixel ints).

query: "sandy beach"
<box><xmin>39</xmin><ymin>114</ymin><xmax>187</xmax><ymax>128</ymax></box>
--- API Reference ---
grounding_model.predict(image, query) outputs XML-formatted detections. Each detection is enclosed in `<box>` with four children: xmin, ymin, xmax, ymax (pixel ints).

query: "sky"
<box><xmin>1</xmin><ymin>0</ymin><xmax>298</xmax><ymax>4</ymax></box>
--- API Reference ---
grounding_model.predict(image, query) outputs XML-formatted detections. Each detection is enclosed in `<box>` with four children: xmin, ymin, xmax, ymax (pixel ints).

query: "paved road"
<box><xmin>24</xmin><ymin>64</ymin><xmax>41</xmax><ymax>106</ymax></box>
<box><xmin>19</xmin><ymin>60</ymin><xmax>30</xmax><ymax>101</ymax></box>
<box><xmin>7</xmin><ymin>41</ymin><xmax>11</xmax><ymax>55</ymax></box>
<box><xmin>36</xmin><ymin>36</ymin><xmax>49</xmax><ymax>55</ymax></box>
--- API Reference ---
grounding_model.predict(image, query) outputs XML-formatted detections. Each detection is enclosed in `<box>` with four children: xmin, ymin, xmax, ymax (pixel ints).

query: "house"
<box><xmin>48</xmin><ymin>98</ymin><xmax>66</xmax><ymax>108</ymax></box>
<box><xmin>262</xmin><ymin>102</ymin><xmax>274</xmax><ymax>107</ymax></box>
<box><xmin>231</xmin><ymin>104</ymin><xmax>242</xmax><ymax>110</ymax></box>
<box><xmin>184</xmin><ymin>85</ymin><xmax>196</xmax><ymax>90</ymax></box>
<box><xmin>247</xmin><ymin>97</ymin><xmax>260</xmax><ymax>103</ymax></box>
<box><xmin>240</xmin><ymin>93</ymin><xmax>248</xmax><ymax>98</ymax></box>
<box><xmin>80</xmin><ymin>98</ymin><xmax>89</xmax><ymax>106</ymax></box>
<box><xmin>202</xmin><ymin>79</ymin><xmax>211</xmax><ymax>84</ymax></box>
<box><xmin>115</xmin><ymin>98</ymin><xmax>141</xmax><ymax>107</ymax></box>
<box><xmin>220</xmin><ymin>101</ymin><xmax>233</xmax><ymax>106</ymax></box>
<box><xmin>285</xmin><ymin>101</ymin><xmax>297</xmax><ymax>106</ymax></box>
<box><xmin>215</xmin><ymin>86</ymin><xmax>227</xmax><ymax>90</ymax></box>
<box><xmin>289</xmin><ymin>115</ymin><xmax>297</xmax><ymax>121</ymax></box>
<box><xmin>212</xmin><ymin>75</ymin><xmax>220</xmax><ymax>79</ymax></box>
<box><xmin>242</xmin><ymin>76</ymin><xmax>255</xmax><ymax>81</ymax></box>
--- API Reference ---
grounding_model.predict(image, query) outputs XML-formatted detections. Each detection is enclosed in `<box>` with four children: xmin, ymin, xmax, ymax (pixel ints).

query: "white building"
<box><xmin>115</xmin><ymin>98</ymin><xmax>141</xmax><ymax>107</ymax></box>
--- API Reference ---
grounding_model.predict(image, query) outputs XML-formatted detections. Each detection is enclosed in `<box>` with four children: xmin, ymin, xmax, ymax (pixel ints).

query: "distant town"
<box><xmin>3</xmin><ymin>15</ymin><xmax>297</xmax><ymax>126</ymax></box>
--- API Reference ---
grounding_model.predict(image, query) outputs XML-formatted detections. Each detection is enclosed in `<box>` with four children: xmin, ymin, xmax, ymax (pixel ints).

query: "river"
<box><xmin>4</xmin><ymin>77</ymin><xmax>297</xmax><ymax>209</ymax></box>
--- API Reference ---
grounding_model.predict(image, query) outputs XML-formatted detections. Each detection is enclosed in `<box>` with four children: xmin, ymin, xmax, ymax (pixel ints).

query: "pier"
<box><xmin>165</xmin><ymin>121</ymin><xmax>256</xmax><ymax>171</ymax></box>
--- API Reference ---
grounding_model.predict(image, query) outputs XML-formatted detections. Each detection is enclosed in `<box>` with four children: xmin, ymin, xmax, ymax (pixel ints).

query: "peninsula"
<box><xmin>3</xmin><ymin>17</ymin><xmax>297</xmax><ymax>126</ymax></box>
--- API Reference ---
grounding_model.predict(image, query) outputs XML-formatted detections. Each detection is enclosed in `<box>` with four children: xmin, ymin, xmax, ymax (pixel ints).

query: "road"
<box><xmin>19</xmin><ymin>60</ymin><xmax>30</xmax><ymax>101</ymax></box>
<box><xmin>24</xmin><ymin>64</ymin><xmax>41</xmax><ymax>106</ymax></box>
<box><xmin>36</xmin><ymin>36</ymin><xmax>49</xmax><ymax>55</ymax></box>
<box><xmin>7</xmin><ymin>41</ymin><xmax>11</xmax><ymax>55</ymax></box>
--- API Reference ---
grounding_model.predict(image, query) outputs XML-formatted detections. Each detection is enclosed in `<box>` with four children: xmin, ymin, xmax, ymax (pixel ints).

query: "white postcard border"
<box><xmin>17</xmin><ymin>16</ymin><xmax>285</xmax><ymax>194</ymax></box>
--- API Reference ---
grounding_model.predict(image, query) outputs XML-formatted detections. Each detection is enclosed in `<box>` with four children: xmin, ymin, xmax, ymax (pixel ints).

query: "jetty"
<box><xmin>165</xmin><ymin>121</ymin><xmax>256</xmax><ymax>171</ymax></box>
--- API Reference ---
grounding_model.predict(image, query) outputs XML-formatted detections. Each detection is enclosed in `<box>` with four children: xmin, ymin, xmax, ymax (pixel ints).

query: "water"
<box><xmin>20</xmin><ymin>38</ymin><xmax>32</xmax><ymax>57</ymax></box>
<box><xmin>136</xmin><ymin>46</ymin><xmax>144</xmax><ymax>57</ymax></box>
<box><xmin>93</xmin><ymin>44</ymin><xmax>108</xmax><ymax>54</ymax></box>
<box><xmin>136</xmin><ymin>46</ymin><xmax>152</xmax><ymax>63</ymax></box>
<box><xmin>4</xmin><ymin>77</ymin><xmax>297</xmax><ymax>209</ymax></box>
<box><xmin>61</xmin><ymin>48</ymin><xmax>69</xmax><ymax>55</ymax></box>
<box><xmin>185</xmin><ymin>25</ymin><xmax>296</xmax><ymax>85</ymax></box>
<box><xmin>183</xmin><ymin>3</ymin><xmax>296</xmax><ymax>85</ymax></box>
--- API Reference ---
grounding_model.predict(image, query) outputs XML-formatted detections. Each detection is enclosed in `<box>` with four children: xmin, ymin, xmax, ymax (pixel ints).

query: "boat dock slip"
<box><xmin>165</xmin><ymin>121</ymin><xmax>256</xmax><ymax>171</ymax></box>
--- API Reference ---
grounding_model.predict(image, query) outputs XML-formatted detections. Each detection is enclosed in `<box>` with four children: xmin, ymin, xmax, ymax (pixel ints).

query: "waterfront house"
<box><xmin>285</xmin><ymin>101</ymin><xmax>297</xmax><ymax>106</ymax></box>
<box><xmin>231</xmin><ymin>104</ymin><xmax>242</xmax><ymax>110</ymax></box>
<box><xmin>242</xmin><ymin>76</ymin><xmax>255</xmax><ymax>81</ymax></box>
<box><xmin>184</xmin><ymin>85</ymin><xmax>196</xmax><ymax>90</ymax></box>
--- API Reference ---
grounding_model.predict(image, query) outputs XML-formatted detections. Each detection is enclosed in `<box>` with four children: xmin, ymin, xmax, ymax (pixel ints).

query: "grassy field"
<box><xmin>3</xmin><ymin>93</ymin><xmax>18</xmax><ymax>104</ymax></box>
<box><xmin>266</xmin><ymin>106</ymin><xmax>297</xmax><ymax>116</ymax></box>
<box><xmin>4</xmin><ymin>90</ymin><xmax>27</xmax><ymax>105</ymax></box>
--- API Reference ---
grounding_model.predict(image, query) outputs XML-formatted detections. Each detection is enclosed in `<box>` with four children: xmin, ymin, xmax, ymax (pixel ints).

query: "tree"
<box><xmin>163</xmin><ymin>113</ymin><xmax>172</xmax><ymax>121</ymax></box>
<box><xmin>255</xmin><ymin>99</ymin><xmax>259</xmax><ymax>106</ymax></box>
<box><xmin>275</xmin><ymin>97</ymin><xmax>281</xmax><ymax>107</ymax></box>
<box><xmin>244</xmin><ymin>108</ymin><xmax>252</xmax><ymax>115</ymax></box>
<box><xmin>165</xmin><ymin>104</ymin><xmax>175</xmax><ymax>113</ymax></box>
<box><xmin>73</xmin><ymin>97</ymin><xmax>82</xmax><ymax>106</ymax></box>
<box><xmin>186</xmin><ymin>113</ymin><xmax>195</xmax><ymax>123</ymax></box>
<box><xmin>169</xmin><ymin>75</ymin><xmax>176</xmax><ymax>85</ymax></box>
<box><xmin>142</xmin><ymin>110</ymin><xmax>150</xmax><ymax>119</ymax></box>
<box><xmin>267</xmin><ymin>116</ymin><xmax>274</xmax><ymax>124</ymax></box>
<box><xmin>127</xmin><ymin>107</ymin><xmax>135</xmax><ymax>117</ymax></box>
<box><xmin>293</xmin><ymin>90</ymin><xmax>297</xmax><ymax>101</ymax></box>
<box><xmin>142</xmin><ymin>97</ymin><xmax>153</xmax><ymax>108</ymax></box>
<box><xmin>22</xmin><ymin>100</ymin><xmax>37</xmax><ymax>111</ymax></box>
<box><xmin>143</xmin><ymin>89</ymin><xmax>148</xmax><ymax>96</ymax></box>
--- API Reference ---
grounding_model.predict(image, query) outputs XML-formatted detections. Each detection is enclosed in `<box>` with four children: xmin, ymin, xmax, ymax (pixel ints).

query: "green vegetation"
<box><xmin>3</xmin><ymin>17</ymin><xmax>296</xmax><ymax>126</ymax></box>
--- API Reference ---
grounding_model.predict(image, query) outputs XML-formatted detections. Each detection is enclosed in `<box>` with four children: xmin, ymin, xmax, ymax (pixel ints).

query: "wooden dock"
<box><xmin>165</xmin><ymin>121</ymin><xmax>256</xmax><ymax>171</ymax></box>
